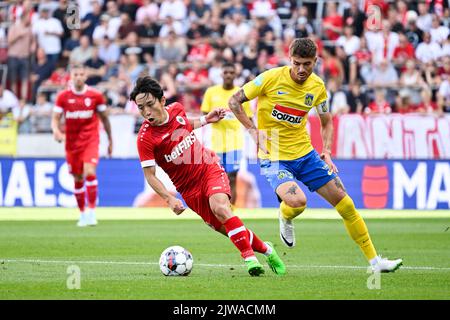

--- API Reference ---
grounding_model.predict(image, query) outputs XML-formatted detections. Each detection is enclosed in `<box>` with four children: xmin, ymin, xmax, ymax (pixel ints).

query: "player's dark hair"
<box><xmin>129</xmin><ymin>76</ymin><xmax>164</xmax><ymax>102</ymax></box>
<box><xmin>289</xmin><ymin>38</ymin><xmax>317</xmax><ymax>58</ymax></box>
<box><xmin>222</xmin><ymin>62</ymin><xmax>236</xmax><ymax>70</ymax></box>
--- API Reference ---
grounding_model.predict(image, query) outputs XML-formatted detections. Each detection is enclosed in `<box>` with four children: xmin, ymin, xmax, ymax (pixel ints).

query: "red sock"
<box><xmin>223</xmin><ymin>216</ymin><xmax>255</xmax><ymax>260</ymax></box>
<box><xmin>247</xmin><ymin>229</ymin><xmax>268</xmax><ymax>254</ymax></box>
<box><xmin>74</xmin><ymin>180</ymin><xmax>85</xmax><ymax>213</ymax></box>
<box><xmin>85</xmin><ymin>175</ymin><xmax>98</xmax><ymax>209</ymax></box>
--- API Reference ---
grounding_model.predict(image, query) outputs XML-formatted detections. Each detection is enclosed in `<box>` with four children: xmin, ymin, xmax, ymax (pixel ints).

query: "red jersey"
<box><xmin>54</xmin><ymin>85</ymin><xmax>107</xmax><ymax>152</ymax></box>
<box><xmin>137</xmin><ymin>102</ymin><xmax>219</xmax><ymax>196</ymax></box>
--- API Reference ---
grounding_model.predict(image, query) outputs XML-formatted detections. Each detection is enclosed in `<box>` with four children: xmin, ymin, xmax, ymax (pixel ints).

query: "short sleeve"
<box><xmin>314</xmin><ymin>85</ymin><xmax>329</xmax><ymax>115</ymax></box>
<box><xmin>53</xmin><ymin>92</ymin><xmax>65</xmax><ymax>113</ymax></box>
<box><xmin>200</xmin><ymin>87</ymin><xmax>212</xmax><ymax>113</ymax></box>
<box><xmin>96</xmin><ymin>92</ymin><xmax>107</xmax><ymax>112</ymax></box>
<box><xmin>137</xmin><ymin>137</ymin><xmax>156</xmax><ymax>168</ymax></box>
<box><xmin>242</xmin><ymin>71</ymin><xmax>269</xmax><ymax>101</ymax></box>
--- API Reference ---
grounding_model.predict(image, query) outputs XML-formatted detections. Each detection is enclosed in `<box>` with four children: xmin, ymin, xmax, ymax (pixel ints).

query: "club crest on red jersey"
<box><xmin>176</xmin><ymin>116</ymin><xmax>186</xmax><ymax>125</ymax></box>
<box><xmin>84</xmin><ymin>97</ymin><xmax>92</xmax><ymax>107</ymax></box>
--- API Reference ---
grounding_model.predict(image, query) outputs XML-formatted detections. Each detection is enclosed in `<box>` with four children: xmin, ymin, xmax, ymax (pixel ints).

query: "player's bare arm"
<box><xmin>143</xmin><ymin>166</ymin><xmax>186</xmax><ymax>215</ymax></box>
<box><xmin>188</xmin><ymin>108</ymin><xmax>227</xmax><ymax>129</ymax></box>
<box><xmin>51</xmin><ymin>111</ymin><xmax>65</xmax><ymax>143</ymax></box>
<box><xmin>98</xmin><ymin>110</ymin><xmax>113</xmax><ymax>157</ymax></box>
<box><xmin>317</xmin><ymin>109</ymin><xmax>338</xmax><ymax>173</ymax></box>
<box><xmin>229</xmin><ymin>89</ymin><xmax>270</xmax><ymax>154</ymax></box>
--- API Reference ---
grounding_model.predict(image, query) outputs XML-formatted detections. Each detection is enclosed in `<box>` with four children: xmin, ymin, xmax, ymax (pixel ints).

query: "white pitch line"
<box><xmin>1</xmin><ymin>258</ymin><xmax>450</xmax><ymax>271</ymax></box>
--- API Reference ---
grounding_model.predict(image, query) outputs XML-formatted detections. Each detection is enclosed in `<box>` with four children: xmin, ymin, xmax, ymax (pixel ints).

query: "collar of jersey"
<box><xmin>154</xmin><ymin>110</ymin><xmax>170</xmax><ymax>126</ymax></box>
<box><xmin>70</xmin><ymin>84</ymin><xmax>88</xmax><ymax>95</ymax></box>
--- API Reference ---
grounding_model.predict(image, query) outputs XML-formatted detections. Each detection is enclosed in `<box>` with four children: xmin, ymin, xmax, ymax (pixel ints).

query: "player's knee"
<box><xmin>283</xmin><ymin>196</ymin><xmax>307</xmax><ymax>209</ymax></box>
<box><xmin>210</xmin><ymin>201</ymin><xmax>232</xmax><ymax>223</ymax></box>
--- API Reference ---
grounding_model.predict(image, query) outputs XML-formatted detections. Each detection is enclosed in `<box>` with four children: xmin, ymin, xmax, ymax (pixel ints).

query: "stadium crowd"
<box><xmin>0</xmin><ymin>0</ymin><xmax>449</xmax><ymax>134</ymax></box>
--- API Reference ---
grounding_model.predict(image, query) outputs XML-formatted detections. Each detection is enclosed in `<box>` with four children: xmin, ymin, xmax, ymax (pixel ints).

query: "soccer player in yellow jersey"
<box><xmin>201</xmin><ymin>62</ymin><xmax>253</xmax><ymax>207</ymax></box>
<box><xmin>229</xmin><ymin>38</ymin><xmax>403</xmax><ymax>273</ymax></box>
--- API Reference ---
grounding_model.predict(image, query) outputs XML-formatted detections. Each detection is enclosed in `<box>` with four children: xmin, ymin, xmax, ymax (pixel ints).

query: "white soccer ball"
<box><xmin>159</xmin><ymin>245</ymin><xmax>193</xmax><ymax>276</ymax></box>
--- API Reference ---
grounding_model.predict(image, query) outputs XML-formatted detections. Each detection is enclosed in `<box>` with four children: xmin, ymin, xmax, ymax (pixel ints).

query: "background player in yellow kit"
<box><xmin>229</xmin><ymin>38</ymin><xmax>403</xmax><ymax>273</ymax></box>
<box><xmin>201</xmin><ymin>62</ymin><xmax>253</xmax><ymax>208</ymax></box>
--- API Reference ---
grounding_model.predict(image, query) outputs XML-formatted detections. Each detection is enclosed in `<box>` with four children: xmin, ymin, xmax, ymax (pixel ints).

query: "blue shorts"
<box><xmin>260</xmin><ymin>150</ymin><xmax>337</xmax><ymax>195</ymax></box>
<box><xmin>216</xmin><ymin>150</ymin><xmax>242</xmax><ymax>173</ymax></box>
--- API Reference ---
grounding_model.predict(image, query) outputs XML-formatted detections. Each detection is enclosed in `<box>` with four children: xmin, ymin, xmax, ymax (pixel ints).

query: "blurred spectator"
<box><xmin>44</xmin><ymin>60</ymin><xmax>70</xmax><ymax>88</ymax></box>
<box><xmin>366</xmin><ymin>20</ymin><xmax>399</xmax><ymax>65</ymax></box>
<box><xmin>438</xmin><ymin>55</ymin><xmax>450</xmax><ymax>80</ymax></box>
<box><xmin>400</xmin><ymin>59</ymin><xmax>425</xmax><ymax>89</ymax></box>
<box><xmin>160</xmin><ymin>64</ymin><xmax>179</xmax><ymax>105</ymax></box>
<box><xmin>393</xmin><ymin>32</ymin><xmax>416</xmax><ymax>69</ymax></box>
<box><xmin>12</xmin><ymin>99</ymin><xmax>32</xmax><ymax>133</ymax></box>
<box><xmin>223</xmin><ymin>0</ymin><xmax>250</xmax><ymax>19</ymax></box>
<box><xmin>119</xmin><ymin>47</ymin><xmax>145</xmax><ymax>87</ymax></box>
<box><xmin>327</xmin><ymin>77</ymin><xmax>350</xmax><ymax>115</ymax></box>
<box><xmin>430</xmin><ymin>14</ymin><xmax>449</xmax><ymax>44</ymax></box>
<box><xmin>186</xmin><ymin>19</ymin><xmax>208</xmax><ymax>41</ymax></box>
<box><xmin>105</xmin><ymin>1</ymin><xmax>122</xmax><ymax>39</ymax></box>
<box><xmin>322</xmin><ymin>1</ymin><xmax>344</xmax><ymax>41</ymax></box>
<box><xmin>78</xmin><ymin>0</ymin><xmax>104</xmax><ymax>20</ymax></box>
<box><xmin>395</xmin><ymin>0</ymin><xmax>410</xmax><ymax>27</ymax></box>
<box><xmin>423</xmin><ymin>62</ymin><xmax>441</xmax><ymax>89</ymax></box>
<box><xmin>159</xmin><ymin>16</ymin><xmax>185</xmax><ymax>37</ymax></box>
<box><xmin>207</xmin><ymin>16</ymin><xmax>225</xmax><ymax>45</ymax></box>
<box><xmin>405</xmin><ymin>14</ymin><xmax>424</xmax><ymax>48</ymax></box>
<box><xmin>256</xmin><ymin>17</ymin><xmax>276</xmax><ymax>55</ymax></box>
<box><xmin>117</xmin><ymin>13</ymin><xmax>139</xmax><ymax>40</ymax></box>
<box><xmin>251</xmin><ymin>0</ymin><xmax>276</xmax><ymax>19</ymax></box>
<box><xmin>187</xmin><ymin>36</ymin><xmax>215</xmax><ymax>64</ymax></box>
<box><xmin>0</xmin><ymin>84</ymin><xmax>19</xmax><ymax>117</ymax></box>
<box><xmin>8</xmin><ymin>0</ymin><xmax>36</xmax><ymax>24</ymax></box>
<box><xmin>159</xmin><ymin>0</ymin><xmax>188</xmax><ymax>21</ymax></box>
<box><xmin>31</xmin><ymin>92</ymin><xmax>53</xmax><ymax>133</ymax></box>
<box><xmin>239</xmin><ymin>38</ymin><xmax>259</xmax><ymax>74</ymax></box>
<box><xmin>154</xmin><ymin>31</ymin><xmax>187</xmax><ymax>67</ymax></box>
<box><xmin>208</xmin><ymin>57</ymin><xmax>224</xmax><ymax>85</ymax></box>
<box><xmin>30</xmin><ymin>48</ymin><xmax>54</xmax><ymax>101</ymax></box>
<box><xmin>442</xmin><ymin>34</ymin><xmax>450</xmax><ymax>56</ymax></box>
<box><xmin>7</xmin><ymin>13</ymin><xmax>35</xmax><ymax>101</ymax></box>
<box><xmin>62</xmin><ymin>29</ymin><xmax>81</xmax><ymax>59</ymax></box>
<box><xmin>414</xmin><ymin>88</ymin><xmax>439</xmax><ymax>114</ymax></box>
<box><xmin>52</xmin><ymin>0</ymin><xmax>71</xmax><ymax>45</ymax></box>
<box><xmin>417</xmin><ymin>1</ymin><xmax>433</xmax><ymax>32</ymax></box>
<box><xmin>347</xmin><ymin>80</ymin><xmax>369</xmax><ymax>113</ymax></box>
<box><xmin>437</xmin><ymin>77</ymin><xmax>450</xmax><ymax>112</ymax></box>
<box><xmin>81</xmin><ymin>0</ymin><xmax>102</xmax><ymax>39</ymax></box>
<box><xmin>32</xmin><ymin>6</ymin><xmax>64</xmax><ymax>66</ymax></box>
<box><xmin>321</xmin><ymin>46</ymin><xmax>345</xmax><ymax>85</ymax></box>
<box><xmin>137</xmin><ymin>15</ymin><xmax>161</xmax><ymax>43</ymax></box>
<box><xmin>178</xmin><ymin>59</ymin><xmax>210</xmax><ymax>111</ymax></box>
<box><xmin>387</xmin><ymin>6</ymin><xmax>405</xmax><ymax>33</ymax></box>
<box><xmin>119</xmin><ymin>0</ymin><xmax>139</xmax><ymax>21</ymax></box>
<box><xmin>343</xmin><ymin>0</ymin><xmax>366</xmax><ymax>37</ymax></box>
<box><xmin>85</xmin><ymin>47</ymin><xmax>106</xmax><ymax>86</ymax></box>
<box><xmin>189</xmin><ymin>0</ymin><xmax>212</xmax><ymax>26</ymax></box>
<box><xmin>415</xmin><ymin>32</ymin><xmax>443</xmax><ymax>63</ymax></box>
<box><xmin>93</xmin><ymin>14</ymin><xmax>113</xmax><ymax>45</ymax></box>
<box><xmin>369</xmin><ymin>59</ymin><xmax>399</xmax><ymax>88</ymax></box>
<box><xmin>349</xmin><ymin>36</ymin><xmax>372</xmax><ymax>84</ymax></box>
<box><xmin>293</xmin><ymin>6</ymin><xmax>313</xmax><ymax>38</ymax></box>
<box><xmin>276</xmin><ymin>0</ymin><xmax>297</xmax><ymax>21</ymax></box>
<box><xmin>336</xmin><ymin>25</ymin><xmax>360</xmax><ymax>56</ymax></box>
<box><xmin>136</xmin><ymin>0</ymin><xmax>159</xmax><ymax>25</ymax></box>
<box><xmin>224</xmin><ymin>12</ymin><xmax>251</xmax><ymax>52</ymax></box>
<box><xmin>69</xmin><ymin>35</ymin><xmax>94</xmax><ymax>65</ymax></box>
<box><xmin>365</xmin><ymin>89</ymin><xmax>392</xmax><ymax>114</ymax></box>
<box><xmin>395</xmin><ymin>89</ymin><xmax>415</xmax><ymax>114</ymax></box>
<box><xmin>99</xmin><ymin>36</ymin><xmax>120</xmax><ymax>68</ymax></box>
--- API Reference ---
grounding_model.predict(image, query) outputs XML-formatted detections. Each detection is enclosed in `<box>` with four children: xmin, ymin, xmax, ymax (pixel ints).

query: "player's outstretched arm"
<box><xmin>98</xmin><ymin>110</ymin><xmax>113</xmax><ymax>157</ymax></box>
<box><xmin>143</xmin><ymin>166</ymin><xmax>185</xmax><ymax>215</ymax></box>
<box><xmin>188</xmin><ymin>108</ymin><xmax>226</xmax><ymax>129</ymax></box>
<box><xmin>51</xmin><ymin>111</ymin><xmax>65</xmax><ymax>143</ymax></box>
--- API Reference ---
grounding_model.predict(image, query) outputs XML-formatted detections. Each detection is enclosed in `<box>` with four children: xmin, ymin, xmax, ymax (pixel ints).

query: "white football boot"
<box><xmin>86</xmin><ymin>209</ymin><xmax>98</xmax><ymax>226</ymax></box>
<box><xmin>77</xmin><ymin>213</ymin><xmax>88</xmax><ymax>227</ymax></box>
<box><xmin>278</xmin><ymin>211</ymin><xmax>295</xmax><ymax>248</ymax></box>
<box><xmin>371</xmin><ymin>256</ymin><xmax>403</xmax><ymax>273</ymax></box>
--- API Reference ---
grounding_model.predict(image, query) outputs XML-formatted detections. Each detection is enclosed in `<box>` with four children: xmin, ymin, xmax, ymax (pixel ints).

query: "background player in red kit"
<box><xmin>51</xmin><ymin>65</ymin><xmax>112</xmax><ymax>227</ymax></box>
<box><xmin>130</xmin><ymin>76</ymin><xmax>285</xmax><ymax>276</ymax></box>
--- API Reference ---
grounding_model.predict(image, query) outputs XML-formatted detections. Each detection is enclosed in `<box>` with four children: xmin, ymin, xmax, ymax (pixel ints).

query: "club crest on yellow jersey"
<box><xmin>305</xmin><ymin>93</ymin><xmax>314</xmax><ymax>106</ymax></box>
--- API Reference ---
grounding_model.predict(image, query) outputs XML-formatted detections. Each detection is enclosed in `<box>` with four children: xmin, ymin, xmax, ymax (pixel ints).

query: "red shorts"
<box><xmin>66</xmin><ymin>143</ymin><xmax>99</xmax><ymax>176</ymax></box>
<box><xmin>182</xmin><ymin>164</ymin><xmax>231</xmax><ymax>231</ymax></box>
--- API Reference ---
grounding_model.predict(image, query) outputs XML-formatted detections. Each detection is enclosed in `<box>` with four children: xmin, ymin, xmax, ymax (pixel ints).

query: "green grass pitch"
<box><xmin>0</xmin><ymin>208</ymin><xmax>449</xmax><ymax>300</ymax></box>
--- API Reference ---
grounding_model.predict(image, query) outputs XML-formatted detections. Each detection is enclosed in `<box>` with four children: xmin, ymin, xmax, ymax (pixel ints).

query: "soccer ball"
<box><xmin>159</xmin><ymin>245</ymin><xmax>193</xmax><ymax>276</ymax></box>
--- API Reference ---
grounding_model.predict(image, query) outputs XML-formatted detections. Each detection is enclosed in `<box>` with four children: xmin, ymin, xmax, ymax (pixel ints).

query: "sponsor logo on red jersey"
<box><xmin>164</xmin><ymin>131</ymin><xmax>197</xmax><ymax>162</ymax></box>
<box><xmin>65</xmin><ymin>110</ymin><xmax>94</xmax><ymax>119</ymax></box>
<box><xmin>271</xmin><ymin>104</ymin><xmax>307</xmax><ymax>124</ymax></box>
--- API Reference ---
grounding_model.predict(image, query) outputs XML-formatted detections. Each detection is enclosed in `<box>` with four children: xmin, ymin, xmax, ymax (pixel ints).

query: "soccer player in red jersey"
<box><xmin>130</xmin><ymin>76</ymin><xmax>286</xmax><ymax>276</ymax></box>
<box><xmin>51</xmin><ymin>65</ymin><xmax>112</xmax><ymax>227</ymax></box>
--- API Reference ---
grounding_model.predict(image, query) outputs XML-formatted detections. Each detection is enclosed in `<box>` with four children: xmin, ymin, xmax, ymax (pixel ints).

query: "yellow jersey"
<box><xmin>242</xmin><ymin>66</ymin><xmax>328</xmax><ymax>161</ymax></box>
<box><xmin>201</xmin><ymin>85</ymin><xmax>253</xmax><ymax>153</ymax></box>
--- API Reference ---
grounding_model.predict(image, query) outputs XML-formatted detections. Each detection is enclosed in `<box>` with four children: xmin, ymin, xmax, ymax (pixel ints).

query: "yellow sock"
<box><xmin>335</xmin><ymin>195</ymin><xmax>377</xmax><ymax>261</ymax></box>
<box><xmin>280</xmin><ymin>201</ymin><xmax>306</xmax><ymax>220</ymax></box>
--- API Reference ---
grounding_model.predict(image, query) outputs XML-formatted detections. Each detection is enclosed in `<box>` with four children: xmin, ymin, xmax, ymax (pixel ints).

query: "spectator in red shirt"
<box><xmin>393</xmin><ymin>32</ymin><xmax>416</xmax><ymax>69</ymax></box>
<box><xmin>365</xmin><ymin>89</ymin><xmax>392</xmax><ymax>114</ymax></box>
<box><xmin>44</xmin><ymin>60</ymin><xmax>70</xmax><ymax>88</ymax></box>
<box><xmin>187</xmin><ymin>35</ymin><xmax>215</xmax><ymax>64</ymax></box>
<box><xmin>322</xmin><ymin>1</ymin><xmax>343</xmax><ymax>41</ymax></box>
<box><xmin>178</xmin><ymin>59</ymin><xmax>211</xmax><ymax>111</ymax></box>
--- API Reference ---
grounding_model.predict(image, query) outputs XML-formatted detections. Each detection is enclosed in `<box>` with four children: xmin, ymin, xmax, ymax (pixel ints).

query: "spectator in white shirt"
<box><xmin>136</xmin><ymin>0</ymin><xmax>159</xmax><ymax>25</ymax></box>
<box><xmin>416</xmin><ymin>1</ymin><xmax>432</xmax><ymax>32</ymax></box>
<box><xmin>336</xmin><ymin>25</ymin><xmax>360</xmax><ymax>56</ymax></box>
<box><xmin>159</xmin><ymin>0</ymin><xmax>187</xmax><ymax>21</ymax></box>
<box><xmin>416</xmin><ymin>32</ymin><xmax>443</xmax><ymax>63</ymax></box>
<box><xmin>32</xmin><ymin>7</ymin><xmax>63</xmax><ymax>66</ymax></box>
<box><xmin>0</xmin><ymin>84</ymin><xmax>20</xmax><ymax>117</ymax></box>
<box><xmin>224</xmin><ymin>12</ymin><xmax>251</xmax><ymax>52</ymax></box>
<box><xmin>430</xmin><ymin>14</ymin><xmax>449</xmax><ymax>45</ymax></box>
